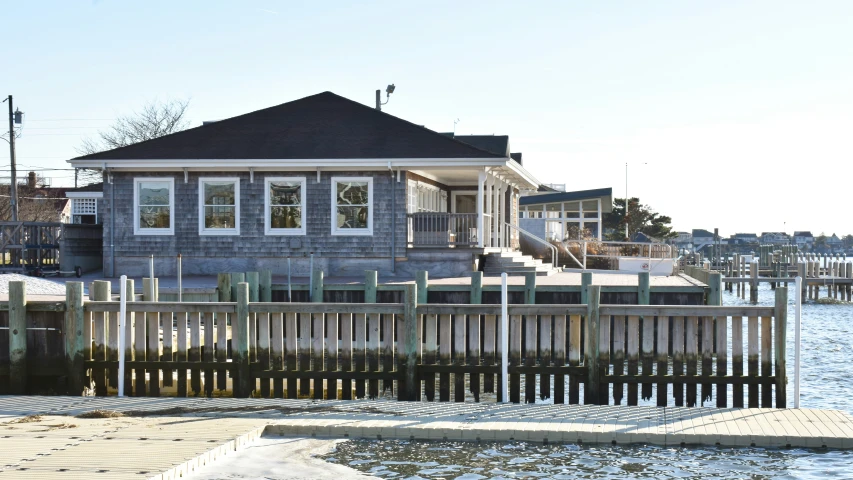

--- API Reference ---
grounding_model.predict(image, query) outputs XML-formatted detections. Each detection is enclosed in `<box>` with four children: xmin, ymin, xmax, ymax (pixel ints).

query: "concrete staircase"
<box><xmin>482</xmin><ymin>251</ymin><xmax>560</xmax><ymax>276</ymax></box>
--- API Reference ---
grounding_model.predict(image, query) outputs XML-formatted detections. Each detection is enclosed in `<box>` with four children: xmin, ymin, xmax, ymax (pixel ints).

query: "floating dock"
<box><xmin>2</xmin><ymin>396</ymin><xmax>853</xmax><ymax>479</ymax></box>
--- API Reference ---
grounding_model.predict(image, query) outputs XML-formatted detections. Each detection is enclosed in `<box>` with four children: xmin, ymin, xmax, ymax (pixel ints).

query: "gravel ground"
<box><xmin>0</xmin><ymin>273</ymin><xmax>69</xmax><ymax>296</ymax></box>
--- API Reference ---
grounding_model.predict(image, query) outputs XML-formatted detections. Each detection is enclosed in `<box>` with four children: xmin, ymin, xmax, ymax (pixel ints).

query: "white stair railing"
<box><xmin>504</xmin><ymin>222</ymin><xmax>558</xmax><ymax>269</ymax></box>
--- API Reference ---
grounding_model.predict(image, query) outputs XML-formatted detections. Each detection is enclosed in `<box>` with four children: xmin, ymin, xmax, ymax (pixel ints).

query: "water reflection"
<box><xmin>323</xmin><ymin>439</ymin><xmax>853</xmax><ymax>479</ymax></box>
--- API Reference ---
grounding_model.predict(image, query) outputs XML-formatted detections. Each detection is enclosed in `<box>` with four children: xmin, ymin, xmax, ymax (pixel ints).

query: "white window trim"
<box><xmin>331</xmin><ymin>176</ymin><xmax>373</xmax><ymax>236</ymax></box>
<box><xmin>450</xmin><ymin>190</ymin><xmax>477</xmax><ymax>213</ymax></box>
<box><xmin>133</xmin><ymin>177</ymin><xmax>175</xmax><ymax>236</ymax></box>
<box><xmin>265</xmin><ymin>176</ymin><xmax>307</xmax><ymax>236</ymax></box>
<box><xmin>198</xmin><ymin>177</ymin><xmax>240</xmax><ymax>236</ymax></box>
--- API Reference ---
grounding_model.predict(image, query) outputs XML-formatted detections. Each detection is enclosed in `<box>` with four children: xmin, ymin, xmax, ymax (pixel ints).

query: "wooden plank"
<box><xmin>108</xmin><ymin>311</ymin><xmax>118</xmax><ymax>388</ymax></box>
<box><xmin>298</xmin><ymin>313</ymin><xmax>311</xmax><ymax>397</ymax></box>
<box><xmin>716</xmin><ymin>315</ymin><xmax>728</xmax><ymax>408</ymax></box>
<box><xmin>403</xmin><ymin>283</ymin><xmax>420</xmax><ymax>401</ymax></box>
<box><xmin>524</xmin><ymin>314</ymin><xmax>537</xmax><ymax>404</ymax></box>
<box><xmin>701</xmin><ymin>316</ymin><xmax>713</xmax><ymax>405</ymax></box>
<box><xmin>286</xmin><ymin>312</ymin><xmax>298</xmax><ymax>399</ymax></box>
<box><xmin>656</xmin><ymin>316</ymin><xmax>669</xmax><ymax>407</ymax></box>
<box><xmin>176</xmin><ymin>310</ymin><xmax>187</xmax><ymax>397</ymax></box>
<box><xmin>685</xmin><ymin>316</ymin><xmax>699</xmax><ymax>407</ymax></box>
<box><xmin>312</xmin><ymin>312</ymin><xmax>325</xmax><ymax>399</ymax></box>
<box><xmin>423</xmin><ymin>314</ymin><xmax>437</xmax><ymax>401</ymax></box>
<box><xmin>468</xmin><ymin>312</ymin><xmax>481</xmax><ymax>402</ymax></box>
<box><xmin>598</xmin><ymin>311</ymin><xmax>610</xmax><ymax>405</ymax></box>
<box><xmin>611</xmin><ymin>315</ymin><xmax>625</xmax><ymax>405</ymax></box>
<box><xmin>271</xmin><ymin>312</ymin><xmax>284</xmax><ymax>398</ymax></box>
<box><xmin>731</xmin><ymin>316</ymin><xmax>744</xmax><ymax>408</ymax></box>
<box><xmin>641</xmin><ymin>315</ymin><xmax>654</xmax><ymax>401</ymax></box>
<box><xmin>340</xmin><ymin>313</ymin><xmax>353</xmax><ymax>400</ymax></box>
<box><xmin>775</xmin><ymin>288</ymin><xmax>788</xmax><ymax>408</ymax></box>
<box><xmin>439</xmin><ymin>313</ymin><xmax>451</xmax><ymax>402</ymax></box>
<box><xmin>161</xmin><ymin>310</ymin><xmax>173</xmax><ymax>388</ymax></box>
<box><xmin>257</xmin><ymin>311</ymin><xmax>270</xmax><ymax>398</ymax></box>
<box><xmin>253</xmin><ymin>303</ymin><xmax>404</xmax><ymax>315</ymax></box>
<box><xmin>599</xmin><ymin>305</ymin><xmax>774</xmax><ymax>317</ymax></box>
<box><xmin>453</xmin><ymin>313</ymin><xmax>466</xmax><ymax>402</ymax></box>
<box><xmin>134</xmin><ymin>297</ymin><xmax>146</xmax><ymax>396</ymax></box>
<box><xmin>540</xmin><ymin>314</ymin><xmax>552</xmax><ymax>401</ymax></box>
<box><xmin>190</xmin><ymin>312</ymin><xmax>201</xmax><ymax>396</ymax></box>
<box><xmin>627</xmin><ymin>315</ymin><xmax>639</xmax><ymax>406</ymax></box>
<box><xmin>382</xmin><ymin>313</ymin><xmax>395</xmax><ymax>394</ymax></box>
<box><xmin>326</xmin><ymin>313</ymin><xmax>339</xmax><ymax>400</ymax></box>
<box><xmin>748</xmin><ymin>316</ymin><xmax>759</xmax><ymax>408</ymax></box>
<box><xmin>509</xmin><ymin>314</ymin><xmax>522</xmax><ymax>404</ymax></box>
<box><xmin>203</xmin><ymin>311</ymin><xmax>214</xmax><ymax>397</ymax></box>
<box><xmin>123</xmin><ymin>280</ymin><xmax>135</xmax><ymax>397</ymax></box>
<box><xmin>483</xmin><ymin>314</ymin><xmax>496</xmax><ymax>395</ymax></box>
<box><xmin>147</xmin><ymin>309</ymin><xmax>160</xmax><ymax>397</ymax></box>
<box><xmin>396</xmin><ymin>312</ymin><xmax>406</xmax><ymax>401</ymax></box>
<box><xmin>568</xmin><ymin>314</ymin><xmax>581</xmax><ymax>404</ymax></box>
<box><xmin>553</xmin><ymin>314</ymin><xmax>566</xmax><ymax>404</ymax></box>
<box><xmin>216</xmin><ymin>312</ymin><xmax>227</xmax><ymax>391</ymax></box>
<box><xmin>761</xmin><ymin>315</ymin><xmax>773</xmax><ymax>408</ymax></box>
<box><xmin>88</xmin><ymin>302</ymin><xmax>237</xmax><ymax>313</ymax></box>
<box><xmin>354</xmin><ymin>313</ymin><xmax>366</xmax><ymax>398</ymax></box>
<box><xmin>90</xmin><ymin>282</ymin><xmax>109</xmax><ymax>396</ymax></box>
<box><xmin>367</xmin><ymin>312</ymin><xmax>380</xmax><ymax>399</ymax></box>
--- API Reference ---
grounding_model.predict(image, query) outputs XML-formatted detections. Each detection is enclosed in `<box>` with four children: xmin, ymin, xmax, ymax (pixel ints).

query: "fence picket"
<box><xmin>271</xmin><ymin>312</ymin><xmax>284</xmax><ymax>398</ymax></box>
<box><xmin>686</xmin><ymin>316</ymin><xmax>699</xmax><ymax>407</ymax></box>
<box><xmin>627</xmin><ymin>315</ymin><xmax>639</xmax><ymax>406</ymax></box>
<box><xmin>553</xmin><ymin>314</ymin><xmax>566</xmax><ymax>404</ymax></box>
<box><xmin>612</xmin><ymin>315</ymin><xmax>625</xmax><ymax>405</ymax></box>
<box><xmin>203</xmin><ymin>311</ymin><xmax>214</xmax><ymax>397</ymax></box>
<box><xmin>468</xmin><ymin>313</ymin><xmax>481</xmax><ymax>402</ymax></box>
<box><xmin>424</xmin><ymin>314</ymin><xmax>437</xmax><ymax>401</ymax></box>
<box><xmin>748</xmin><ymin>316</ymin><xmax>759</xmax><ymax>408</ymax></box>
<box><xmin>312</xmin><ymin>312</ymin><xmax>325</xmax><ymax>399</ymax></box>
<box><xmin>367</xmin><ymin>312</ymin><xmax>380</xmax><ymax>399</ymax></box>
<box><xmin>483</xmin><ymin>314</ymin><xmax>496</xmax><ymax>394</ymax></box>
<box><xmin>761</xmin><ymin>316</ymin><xmax>773</xmax><ymax>408</ymax></box>
<box><xmin>509</xmin><ymin>314</ymin><xmax>522</xmax><ymax>404</ymax></box>
<box><xmin>540</xmin><ymin>314</ymin><xmax>552</xmax><ymax>401</ymax></box>
<box><xmin>656</xmin><ymin>316</ymin><xmax>669</xmax><ymax>407</ymax></box>
<box><xmin>701</xmin><ymin>316</ymin><xmax>713</xmax><ymax>405</ymax></box>
<box><xmin>286</xmin><ymin>312</ymin><xmax>298</xmax><ymax>399</ymax></box>
<box><xmin>258</xmin><ymin>312</ymin><xmax>270</xmax><ymax>398</ymax></box>
<box><xmin>190</xmin><ymin>312</ymin><xmax>201</xmax><ymax>396</ymax></box>
<box><xmin>524</xmin><ymin>314</ymin><xmax>537</xmax><ymax>404</ymax></box>
<box><xmin>177</xmin><ymin>310</ymin><xmax>187</xmax><ymax>397</ymax></box>
<box><xmin>672</xmin><ymin>316</ymin><xmax>685</xmax><ymax>407</ymax></box>
<box><xmin>568</xmin><ymin>314</ymin><xmax>581</xmax><ymax>405</ymax></box>
<box><xmin>326</xmin><ymin>313</ymin><xmax>339</xmax><ymax>399</ymax></box>
<box><xmin>439</xmin><ymin>313</ymin><xmax>451</xmax><ymax>402</ymax></box>
<box><xmin>454</xmin><ymin>313</ymin><xmax>466</xmax><ymax>402</ymax></box>
<box><xmin>732</xmin><ymin>316</ymin><xmax>744</xmax><ymax>408</ymax></box>
<box><xmin>340</xmin><ymin>313</ymin><xmax>353</xmax><ymax>400</ymax></box>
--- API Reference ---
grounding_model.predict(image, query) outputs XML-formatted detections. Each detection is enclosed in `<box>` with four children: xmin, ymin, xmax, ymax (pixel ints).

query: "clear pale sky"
<box><xmin>4</xmin><ymin>1</ymin><xmax>852</xmax><ymax>237</ymax></box>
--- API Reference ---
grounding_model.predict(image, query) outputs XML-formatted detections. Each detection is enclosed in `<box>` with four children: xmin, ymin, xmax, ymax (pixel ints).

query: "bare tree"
<box><xmin>75</xmin><ymin>99</ymin><xmax>191</xmax><ymax>186</ymax></box>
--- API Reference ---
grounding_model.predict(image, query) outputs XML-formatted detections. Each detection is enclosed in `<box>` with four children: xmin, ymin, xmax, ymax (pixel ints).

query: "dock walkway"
<box><xmin>2</xmin><ymin>396</ymin><xmax>852</xmax><ymax>479</ymax></box>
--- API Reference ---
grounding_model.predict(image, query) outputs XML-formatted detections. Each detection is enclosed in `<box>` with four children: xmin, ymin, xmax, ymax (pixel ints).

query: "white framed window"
<box><xmin>265</xmin><ymin>177</ymin><xmax>306</xmax><ymax>235</ymax></box>
<box><xmin>134</xmin><ymin>178</ymin><xmax>174</xmax><ymax>235</ymax></box>
<box><xmin>331</xmin><ymin>176</ymin><xmax>372</xmax><ymax>236</ymax></box>
<box><xmin>199</xmin><ymin>177</ymin><xmax>240</xmax><ymax>235</ymax></box>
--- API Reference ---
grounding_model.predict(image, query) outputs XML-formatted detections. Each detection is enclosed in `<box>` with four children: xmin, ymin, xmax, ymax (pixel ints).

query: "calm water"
<box><xmin>323</xmin><ymin>282</ymin><xmax>853</xmax><ymax>478</ymax></box>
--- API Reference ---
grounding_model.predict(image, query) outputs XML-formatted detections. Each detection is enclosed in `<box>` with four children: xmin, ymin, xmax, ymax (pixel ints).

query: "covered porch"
<box><xmin>405</xmin><ymin>165</ymin><xmax>537</xmax><ymax>249</ymax></box>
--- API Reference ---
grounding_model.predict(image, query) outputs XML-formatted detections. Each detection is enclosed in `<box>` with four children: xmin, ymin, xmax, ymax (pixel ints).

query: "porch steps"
<box><xmin>483</xmin><ymin>251</ymin><xmax>560</xmax><ymax>276</ymax></box>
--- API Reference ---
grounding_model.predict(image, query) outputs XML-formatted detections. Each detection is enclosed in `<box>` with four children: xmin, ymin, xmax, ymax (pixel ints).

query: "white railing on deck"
<box><xmin>407</xmin><ymin>213</ymin><xmax>479</xmax><ymax>247</ymax></box>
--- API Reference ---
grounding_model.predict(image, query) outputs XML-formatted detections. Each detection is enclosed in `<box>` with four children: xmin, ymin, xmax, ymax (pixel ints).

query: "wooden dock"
<box><xmin>1</xmin><ymin>396</ymin><xmax>852</xmax><ymax>479</ymax></box>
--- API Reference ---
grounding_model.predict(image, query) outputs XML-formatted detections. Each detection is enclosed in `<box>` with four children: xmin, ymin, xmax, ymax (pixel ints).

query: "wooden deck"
<box><xmin>1</xmin><ymin>396</ymin><xmax>852</xmax><ymax>479</ymax></box>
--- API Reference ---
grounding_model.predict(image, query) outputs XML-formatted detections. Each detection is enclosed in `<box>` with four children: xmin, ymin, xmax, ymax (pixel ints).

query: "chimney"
<box><xmin>27</xmin><ymin>171</ymin><xmax>37</xmax><ymax>188</ymax></box>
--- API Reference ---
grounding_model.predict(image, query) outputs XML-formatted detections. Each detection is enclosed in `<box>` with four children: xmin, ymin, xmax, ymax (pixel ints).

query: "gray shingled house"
<box><xmin>68</xmin><ymin>92</ymin><xmax>542</xmax><ymax>278</ymax></box>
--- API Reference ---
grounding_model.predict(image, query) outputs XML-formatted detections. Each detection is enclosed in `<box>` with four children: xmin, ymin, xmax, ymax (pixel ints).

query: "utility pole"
<box><xmin>6</xmin><ymin>95</ymin><xmax>18</xmax><ymax>222</ymax></box>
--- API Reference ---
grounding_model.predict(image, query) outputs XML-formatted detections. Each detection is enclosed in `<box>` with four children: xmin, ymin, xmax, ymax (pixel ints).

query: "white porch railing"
<box><xmin>562</xmin><ymin>240</ymin><xmax>675</xmax><ymax>270</ymax></box>
<box><xmin>407</xmin><ymin>213</ymin><xmax>479</xmax><ymax>247</ymax></box>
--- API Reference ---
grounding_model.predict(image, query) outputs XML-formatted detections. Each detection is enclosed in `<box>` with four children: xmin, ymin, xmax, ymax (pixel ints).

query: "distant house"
<box><xmin>827</xmin><ymin>234</ymin><xmax>843</xmax><ymax>251</ymax></box>
<box><xmin>794</xmin><ymin>231</ymin><xmax>814</xmax><ymax>249</ymax></box>
<box><xmin>760</xmin><ymin>232</ymin><xmax>789</xmax><ymax>245</ymax></box>
<box><xmin>68</xmin><ymin>91</ymin><xmax>542</xmax><ymax>277</ymax></box>
<box><xmin>692</xmin><ymin>229</ymin><xmax>715</xmax><ymax>249</ymax></box>
<box><xmin>65</xmin><ymin>182</ymin><xmax>104</xmax><ymax>225</ymax></box>
<box><xmin>0</xmin><ymin>172</ymin><xmax>71</xmax><ymax>223</ymax></box>
<box><xmin>730</xmin><ymin>233</ymin><xmax>759</xmax><ymax>245</ymax></box>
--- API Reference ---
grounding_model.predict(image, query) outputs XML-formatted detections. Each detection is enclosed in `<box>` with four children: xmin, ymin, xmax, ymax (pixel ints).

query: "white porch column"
<box><xmin>477</xmin><ymin>171</ymin><xmax>485</xmax><ymax>248</ymax></box>
<box><xmin>499</xmin><ymin>182</ymin><xmax>508</xmax><ymax>248</ymax></box>
<box><xmin>492</xmin><ymin>175</ymin><xmax>500</xmax><ymax>249</ymax></box>
<box><xmin>485</xmin><ymin>174</ymin><xmax>494</xmax><ymax>248</ymax></box>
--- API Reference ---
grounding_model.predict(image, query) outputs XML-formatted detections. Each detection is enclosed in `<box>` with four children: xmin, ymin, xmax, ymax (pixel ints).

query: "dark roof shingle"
<box><xmin>72</xmin><ymin>92</ymin><xmax>504</xmax><ymax>161</ymax></box>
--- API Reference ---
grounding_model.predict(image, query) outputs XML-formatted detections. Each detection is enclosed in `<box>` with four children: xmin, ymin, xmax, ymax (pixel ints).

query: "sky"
<box><xmin>3</xmin><ymin>0</ymin><xmax>852</xmax><ymax>236</ymax></box>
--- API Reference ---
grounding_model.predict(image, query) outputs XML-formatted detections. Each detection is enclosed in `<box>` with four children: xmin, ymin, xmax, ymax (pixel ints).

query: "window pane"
<box><xmin>582</xmin><ymin>200</ymin><xmax>598</xmax><ymax>211</ymax></box>
<box><xmin>270</xmin><ymin>181</ymin><xmax>301</xmax><ymax>206</ymax></box>
<box><xmin>336</xmin><ymin>206</ymin><xmax>368</xmax><ymax>229</ymax></box>
<box><xmin>564</xmin><ymin>202</ymin><xmax>580</xmax><ymax>215</ymax></box>
<box><xmin>584</xmin><ymin>211</ymin><xmax>599</xmax><ymax>219</ymax></box>
<box><xmin>336</xmin><ymin>182</ymin><xmax>368</xmax><ymax>205</ymax></box>
<box><xmin>204</xmin><ymin>206</ymin><xmax>236</xmax><ymax>229</ymax></box>
<box><xmin>270</xmin><ymin>206</ymin><xmax>302</xmax><ymax>229</ymax></box>
<box><xmin>139</xmin><ymin>206</ymin><xmax>170</xmax><ymax>229</ymax></box>
<box><xmin>204</xmin><ymin>182</ymin><xmax>235</xmax><ymax>206</ymax></box>
<box><xmin>583</xmin><ymin>222</ymin><xmax>599</xmax><ymax>238</ymax></box>
<box><xmin>139</xmin><ymin>182</ymin><xmax>170</xmax><ymax>206</ymax></box>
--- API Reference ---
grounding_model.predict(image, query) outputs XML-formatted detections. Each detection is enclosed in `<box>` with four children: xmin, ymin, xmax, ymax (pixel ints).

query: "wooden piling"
<box><xmin>65</xmin><ymin>282</ymin><xmax>85</xmax><ymax>395</ymax></box>
<box><xmin>91</xmin><ymin>281</ymin><xmax>111</xmax><ymax>396</ymax></box>
<box><xmin>584</xmin><ymin>285</ymin><xmax>601</xmax><ymax>404</ymax></box>
<box><xmin>233</xmin><ymin>282</ymin><xmax>250</xmax><ymax>398</ymax></box>
<box><xmin>469</xmin><ymin>271</ymin><xmax>482</xmax><ymax>401</ymax></box>
<box><xmin>403</xmin><ymin>283</ymin><xmax>419</xmax><ymax>401</ymax></box>
<box><xmin>9</xmin><ymin>281</ymin><xmax>26</xmax><ymax>394</ymax></box>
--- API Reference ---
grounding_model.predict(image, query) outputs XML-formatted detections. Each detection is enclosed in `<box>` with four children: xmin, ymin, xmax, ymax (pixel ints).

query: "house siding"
<box><xmin>103</xmin><ymin>170</ymin><xmax>408</xmax><ymax>276</ymax></box>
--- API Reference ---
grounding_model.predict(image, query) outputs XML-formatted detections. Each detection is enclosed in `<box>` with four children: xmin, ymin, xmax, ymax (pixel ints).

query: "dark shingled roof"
<box><xmin>72</xmin><ymin>92</ymin><xmax>504</xmax><ymax>161</ymax></box>
<box><xmin>519</xmin><ymin>188</ymin><xmax>612</xmax><ymax>206</ymax></box>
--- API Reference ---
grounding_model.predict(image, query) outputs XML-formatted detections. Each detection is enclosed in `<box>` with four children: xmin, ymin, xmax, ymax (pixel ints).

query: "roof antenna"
<box><xmin>375</xmin><ymin>84</ymin><xmax>395</xmax><ymax>111</ymax></box>
<box><xmin>453</xmin><ymin>118</ymin><xmax>460</xmax><ymax>135</ymax></box>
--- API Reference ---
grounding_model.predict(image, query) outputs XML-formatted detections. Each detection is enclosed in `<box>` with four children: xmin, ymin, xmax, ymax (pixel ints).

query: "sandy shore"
<box><xmin>185</xmin><ymin>436</ymin><xmax>376</xmax><ymax>480</ymax></box>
